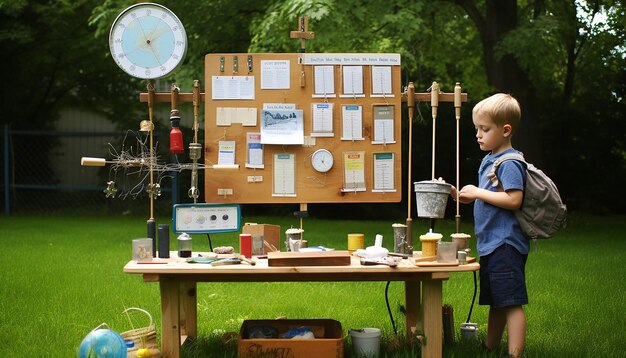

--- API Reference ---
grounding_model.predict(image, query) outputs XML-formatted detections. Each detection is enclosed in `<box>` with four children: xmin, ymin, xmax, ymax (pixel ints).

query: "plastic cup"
<box><xmin>132</xmin><ymin>238</ymin><xmax>153</xmax><ymax>262</ymax></box>
<box><xmin>437</xmin><ymin>242</ymin><xmax>457</xmax><ymax>263</ymax></box>
<box><xmin>348</xmin><ymin>233</ymin><xmax>365</xmax><ymax>253</ymax></box>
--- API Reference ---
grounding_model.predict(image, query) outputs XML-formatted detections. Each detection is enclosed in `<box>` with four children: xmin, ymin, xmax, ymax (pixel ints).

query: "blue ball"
<box><xmin>78</xmin><ymin>328</ymin><xmax>127</xmax><ymax>358</ymax></box>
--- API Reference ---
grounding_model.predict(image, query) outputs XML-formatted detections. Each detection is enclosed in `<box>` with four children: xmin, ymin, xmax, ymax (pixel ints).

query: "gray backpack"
<box><xmin>489</xmin><ymin>153</ymin><xmax>567</xmax><ymax>239</ymax></box>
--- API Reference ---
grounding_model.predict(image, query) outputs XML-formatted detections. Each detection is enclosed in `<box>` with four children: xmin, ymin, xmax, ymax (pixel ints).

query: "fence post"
<box><xmin>3</xmin><ymin>124</ymin><xmax>10</xmax><ymax>216</ymax></box>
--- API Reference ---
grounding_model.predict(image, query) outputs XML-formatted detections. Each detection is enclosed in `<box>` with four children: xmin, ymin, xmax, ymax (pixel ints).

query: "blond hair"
<box><xmin>473</xmin><ymin>93</ymin><xmax>521</xmax><ymax>132</ymax></box>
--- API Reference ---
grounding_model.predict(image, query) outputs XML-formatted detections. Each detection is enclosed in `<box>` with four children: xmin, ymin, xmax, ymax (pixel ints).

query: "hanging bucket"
<box><xmin>413</xmin><ymin>180</ymin><xmax>452</xmax><ymax>218</ymax></box>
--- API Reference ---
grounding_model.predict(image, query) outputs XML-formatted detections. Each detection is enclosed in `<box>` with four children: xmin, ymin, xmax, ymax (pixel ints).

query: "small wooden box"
<box><xmin>238</xmin><ymin>319</ymin><xmax>344</xmax><ymax>358</ymax></box>
<box><xmin>242</xmin><ymin>223</ymin><xmax>281</xmax><ymax>254</ymax></box>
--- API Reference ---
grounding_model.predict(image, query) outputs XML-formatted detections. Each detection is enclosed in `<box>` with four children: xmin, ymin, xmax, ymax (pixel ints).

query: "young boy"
<box><xmin>451</xmin><ymin>93</ymin><xmax>529</xmax><ymax>358</ymax></box>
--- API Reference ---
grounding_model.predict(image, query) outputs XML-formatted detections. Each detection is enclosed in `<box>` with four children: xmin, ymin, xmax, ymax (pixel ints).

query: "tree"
<box><xmin>2</xmin><ymin>0</ymin><xmax>624</xmax><ymax>212</ymax></box>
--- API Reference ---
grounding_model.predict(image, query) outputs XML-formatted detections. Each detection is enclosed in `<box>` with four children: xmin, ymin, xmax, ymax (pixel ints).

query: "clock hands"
<box><xmin>136</xmin><ymin>17</ymin><xmax>164</xmax><ymax>66</ymax></box>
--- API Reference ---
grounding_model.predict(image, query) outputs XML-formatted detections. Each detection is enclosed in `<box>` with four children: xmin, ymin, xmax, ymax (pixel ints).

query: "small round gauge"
<box><xmin>109</xmin><ymin>3</ymin><xmax>187</xmax><ymax>79</ymax></box>
<box><xmin>311</xmin><ymin>149</ymin><xmax>334</xmax><ymax>173</ymax></box>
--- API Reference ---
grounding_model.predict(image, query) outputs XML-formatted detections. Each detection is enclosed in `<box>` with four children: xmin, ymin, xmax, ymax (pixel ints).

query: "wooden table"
<box><xmin>124</xmin><ymin>254</ymin><xmax>479</xmax><ymax>358</ymax></box>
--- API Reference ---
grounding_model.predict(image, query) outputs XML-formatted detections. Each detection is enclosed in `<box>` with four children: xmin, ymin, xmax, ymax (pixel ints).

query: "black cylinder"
<box><xmin>147</xmin><ymin>219</ymin><xmax>156</xmax><ymax>258</ymax></box>
<box><xmin>158</xmin><ymin>224</ymin><xmax>170</xmax><ymax>258</ymax></box>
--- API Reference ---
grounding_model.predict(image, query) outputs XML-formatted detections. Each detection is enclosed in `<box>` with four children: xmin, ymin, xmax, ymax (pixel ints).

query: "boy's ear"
<box><xmin>502</xmin><ymin>124</ymin><xmax>513</xmax><ymax>137</ymax></box>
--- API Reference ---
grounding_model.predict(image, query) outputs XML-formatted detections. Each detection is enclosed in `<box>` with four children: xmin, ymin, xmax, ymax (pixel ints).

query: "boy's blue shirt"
<box><xmin>474</xmin><ymin>148</ymin><xmax>529</xmax><ymax>256</ymax></box>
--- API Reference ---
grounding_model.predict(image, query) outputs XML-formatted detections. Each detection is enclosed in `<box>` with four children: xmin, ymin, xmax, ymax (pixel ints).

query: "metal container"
<box><xmin>392</xmin><ymin>223</ymin><xmax>411</xmax><ymax>254</ymax></box>
<box><xmin>450</xmin><ymin>233</ymin><xmax>471</xmax><ymax>251</ymax></box>
<box><xmin>414</xmin><ymin>180</ymin><xmax>452</xmax><ymax>218</ymax></box>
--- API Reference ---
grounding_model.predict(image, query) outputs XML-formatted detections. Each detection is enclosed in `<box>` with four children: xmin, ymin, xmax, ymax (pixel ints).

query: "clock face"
<box><xmin>311</xmin><ymin>149</ymin><xmax>334</xmax><ymax>173</ymax></box>
<box><xmin>109</xmin><ymin>3</ymin><xmax>187</xmax><ymax>79</ymax></box>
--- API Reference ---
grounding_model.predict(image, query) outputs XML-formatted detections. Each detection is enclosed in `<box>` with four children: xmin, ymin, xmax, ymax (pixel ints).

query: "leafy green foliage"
<box><xmin>1</xmin><ymin>0</ymin><xmax>625</xmax><ymax>212</ymax></box>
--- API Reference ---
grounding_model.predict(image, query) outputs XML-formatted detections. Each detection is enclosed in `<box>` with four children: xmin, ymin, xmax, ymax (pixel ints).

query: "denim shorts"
<box><xmin>479</xmin><ymin>243</ymin><xmax>528</xmax><ymax>307</ymax></box>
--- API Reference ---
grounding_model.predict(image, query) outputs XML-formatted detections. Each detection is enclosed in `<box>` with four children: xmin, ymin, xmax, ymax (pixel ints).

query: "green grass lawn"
<box><xmin>0</xmin><ymin>213</ymin><xmax>624</xmax><ymax>357</ymax></box>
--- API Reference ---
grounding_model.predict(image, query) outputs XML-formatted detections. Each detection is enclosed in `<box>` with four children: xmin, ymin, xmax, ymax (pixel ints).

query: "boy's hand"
<box><xmin>451</xmin><ymin>185</ymin><xmax>476</xmax><ymax>204</ymax></box>
<box><xmin>458</xmin><ymin>185</ymin><xmax>479</xmax><ymax>204</ymax></box>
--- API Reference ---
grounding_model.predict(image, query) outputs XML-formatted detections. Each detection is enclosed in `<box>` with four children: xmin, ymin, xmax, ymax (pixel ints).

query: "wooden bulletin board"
<box><xmin>204</xmin><ymin>53</ymin><xmax>402</xmax><ymax>204</ymax></box>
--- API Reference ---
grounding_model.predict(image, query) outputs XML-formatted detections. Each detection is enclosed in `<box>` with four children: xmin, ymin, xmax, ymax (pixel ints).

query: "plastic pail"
<box><xmin>350</xmin><ymin>328</ymin><xmax>381</xmax><ymax>357</ymax></box>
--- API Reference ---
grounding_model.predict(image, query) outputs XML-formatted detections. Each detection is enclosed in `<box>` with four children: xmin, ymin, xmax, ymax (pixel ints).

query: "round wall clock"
<box><xmin>311</xmin><ymin>149</ymin><xmax>334</xmax><ymax>173</ymax></box>
<box><xmin>109</xmin><ymin>3</ymin><xmax>187</xmax><ymax>79</ymax></box>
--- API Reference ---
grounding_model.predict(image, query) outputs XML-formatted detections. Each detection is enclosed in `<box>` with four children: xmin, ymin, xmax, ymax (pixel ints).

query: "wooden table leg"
<box><xmin>180</xmin><ymin>281</ymin><xmax>197</xmax><ymax>341</ymax></box>
<box><xmin>404</xmin><ymin>279</ymin><xmax>421</xmax><ymax>339</ymax></box>
<box><xmin>421</xmin><ymin>277</ymin><xmax>443</xmax><ymax>358</ymax></box>
<box><xmin>160</xmin><ymin>279</ymin><xmax>181</xmax><ymax>358</ymax></box>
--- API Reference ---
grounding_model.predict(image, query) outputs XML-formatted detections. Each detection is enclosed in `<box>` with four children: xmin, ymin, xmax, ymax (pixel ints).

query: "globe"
<box><xmin>78</xmin><ymin>328</ymin><xmax>127</xmax><ymax>358</ymax></box>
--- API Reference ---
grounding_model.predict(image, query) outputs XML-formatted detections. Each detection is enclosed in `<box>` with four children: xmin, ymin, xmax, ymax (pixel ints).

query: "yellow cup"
<box><xmin>347</xmin><ymin>233</ymin><xmax>365</xmax><ymax>253</ymax></box>
<box><xmin>420</xmin><ymin>232</ymin><xmax>442</xmax><ymax>257</ymax></box>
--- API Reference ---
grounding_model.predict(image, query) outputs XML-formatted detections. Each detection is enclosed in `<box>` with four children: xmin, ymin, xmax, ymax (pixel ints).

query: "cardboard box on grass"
<box><xmin>238</xmin><ymin>319</ymin><xmax>344</xmax><ymax>358</ymax></box>
<box><xmin>242</xmin><ymin>223</ymin><xmax>281</xmax><ymax>255</ymax></box>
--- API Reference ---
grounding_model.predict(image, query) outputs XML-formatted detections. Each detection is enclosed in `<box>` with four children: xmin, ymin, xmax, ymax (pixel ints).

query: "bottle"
<box><xmin>177</xmin><ymin>233</ymin><xmax>192</xmax><ymax>258</ymax></box>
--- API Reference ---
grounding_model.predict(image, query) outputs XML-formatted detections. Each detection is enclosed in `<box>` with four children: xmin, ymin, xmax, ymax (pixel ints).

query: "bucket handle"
<box><xmin>122</xmin><ymin>307</ymin><xmax>154</xmax><ymax>328</ymax></box>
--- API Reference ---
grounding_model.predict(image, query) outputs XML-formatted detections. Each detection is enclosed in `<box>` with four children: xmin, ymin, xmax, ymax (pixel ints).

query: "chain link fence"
<box><xmin>1</xmin><ymin>124</ymin><xmax>202</xmax><ymax>217</ymax></box>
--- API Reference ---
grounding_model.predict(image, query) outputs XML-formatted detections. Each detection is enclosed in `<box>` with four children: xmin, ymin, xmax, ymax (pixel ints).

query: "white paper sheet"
<box><xmin>218</xmin><ymin>141</ymin><xmax>236</xmax><ymax>165</ymax></box>
<box><xmin>374</xmin><ymin>120</ymin><xmax>394</xmax><ymax>144</ymax></box>
<box><xmin>373</xmin><ymin>152</ymin><xmax>396</xmax><ymax>192</ymax></box>
<box><xmin>216</xmin><ymin>107</ymin><xmax>257</xmax><ymax>126</ymax></box>
<box><xmin>263</xmin><ymin>103</ymin><xmax>297</xmax><ymax>110</ymax></box>
<box><xmin>246</xmin><ymin>132</ymin><xmax>264</xmax><ymax>168</ymax></box>
<box><xmin>311</xmin><ymin>103</ymin><xmax>334</xmax><ymax>136</ymax></box>
<box><xmin>212</xmin><ymin>76</ymin><xmax>255</xmax><ymax>100</ymax></box>
<box><xmin>371</xmin><ymin>66</ymin><xmax>392</xmax><ymax>95</ymax></box>
<box><xmin>372</xmin><ymin>105</ymin><xmax>395</xmax><ymax>144</ymax></box>
<box><xmin>314</xmin><ymin>66</ymin><xmax>335</xmax><ymax>95</ymax></box>
<box><xmin>261</xmin><ymin>60</ymin><xmax>291</xmax><ymax>89</ymax></box>
<box><xmin>341</xmin><ymin>105</ymin><xmax>363</xmax><ymax>140</ymax></box>
<box><xmin>342</xmin><ymin>151</ymin><xmax>366</xmax><ymax>192</ymax></box>
<box><xmin>342</xmin><ymin>66</ymin><xmax>363</xmax><ymax>95</ymax></box>
<box><xmin>273</xmin><ymin>153</ymin><xmax>296</xmax><ymax>196</ymax></box>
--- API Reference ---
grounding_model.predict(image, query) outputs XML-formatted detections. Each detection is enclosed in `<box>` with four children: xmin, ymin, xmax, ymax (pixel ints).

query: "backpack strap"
<box><xmin>489</xmin><ymin>153</ymin><xmax>526</xmax><ymax>187</ymax></box>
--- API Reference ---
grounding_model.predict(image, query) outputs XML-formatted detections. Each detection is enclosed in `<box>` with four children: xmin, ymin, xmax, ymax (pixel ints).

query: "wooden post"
<box><xmin>406</xmin><ymin>82</ymin><xmax>416</xmax><ymax>250</ymax></box>
<box><xmin>454</xmin><ymin>83</ymin><xmax>462</xmax><ymax>233</ymax></box>
<box><xmin>147</xmin><ymin>81</ymin><xmax>156</xmax><ymax>221</ymax></box>
<box><xmin>290</xmin><ymin>16</ymin><xmax>315</xmax><ymax>87</ymax></box>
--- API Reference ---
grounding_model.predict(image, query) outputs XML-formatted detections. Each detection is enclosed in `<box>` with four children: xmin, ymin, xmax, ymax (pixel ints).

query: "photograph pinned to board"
<box><xmin>260</xmin><ymin>109</ymin><xmax>304</xmax><ymax>145</ymax></box>
<box><xmin>311</xmin><ymin>103</ymin><xmax>334</xmax><ymax>137</ymax></box>
<box><xmin>272</xmin><ymin>153</ymin><xmax>296</xmax><ymax>197</ymax></box>
<box><xmin>373</xmin><ymin>152</ymin><xmax>396</xmax><ymax>192</ymax></box>
<box><xmin>372</xmin><ymin>105</ymin><xmax>395</xmax><ymax>144</ymax></box>
<box><xmin>341</xmin><ymin>151</ymin><xmax>366</xmax><ymax>192</ymax></box>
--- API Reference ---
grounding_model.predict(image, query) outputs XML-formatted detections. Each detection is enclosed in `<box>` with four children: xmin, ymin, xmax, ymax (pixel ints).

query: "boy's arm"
<box><xmin>459</xmin><ymin>185</ymin><xmax>523</xmax><ymax>209</ymax></box>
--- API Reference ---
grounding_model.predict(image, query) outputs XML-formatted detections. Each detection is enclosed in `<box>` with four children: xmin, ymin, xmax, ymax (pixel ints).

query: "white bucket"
<box><xmin>350</xmin><ymin>328</ymin><xmax>381</xmax><ymax>357</ymax></box>
<box><xmin>414</xmin><ymin>180</ymin><xmax>452</xmax><ymax>218</ymax></box>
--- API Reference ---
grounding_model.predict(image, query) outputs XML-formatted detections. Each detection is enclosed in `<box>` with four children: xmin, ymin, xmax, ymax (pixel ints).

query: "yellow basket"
<box><xmin>120</xmin><ymin>307</ymin><xmax>157</xmax><ymax>353</ymax></box>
